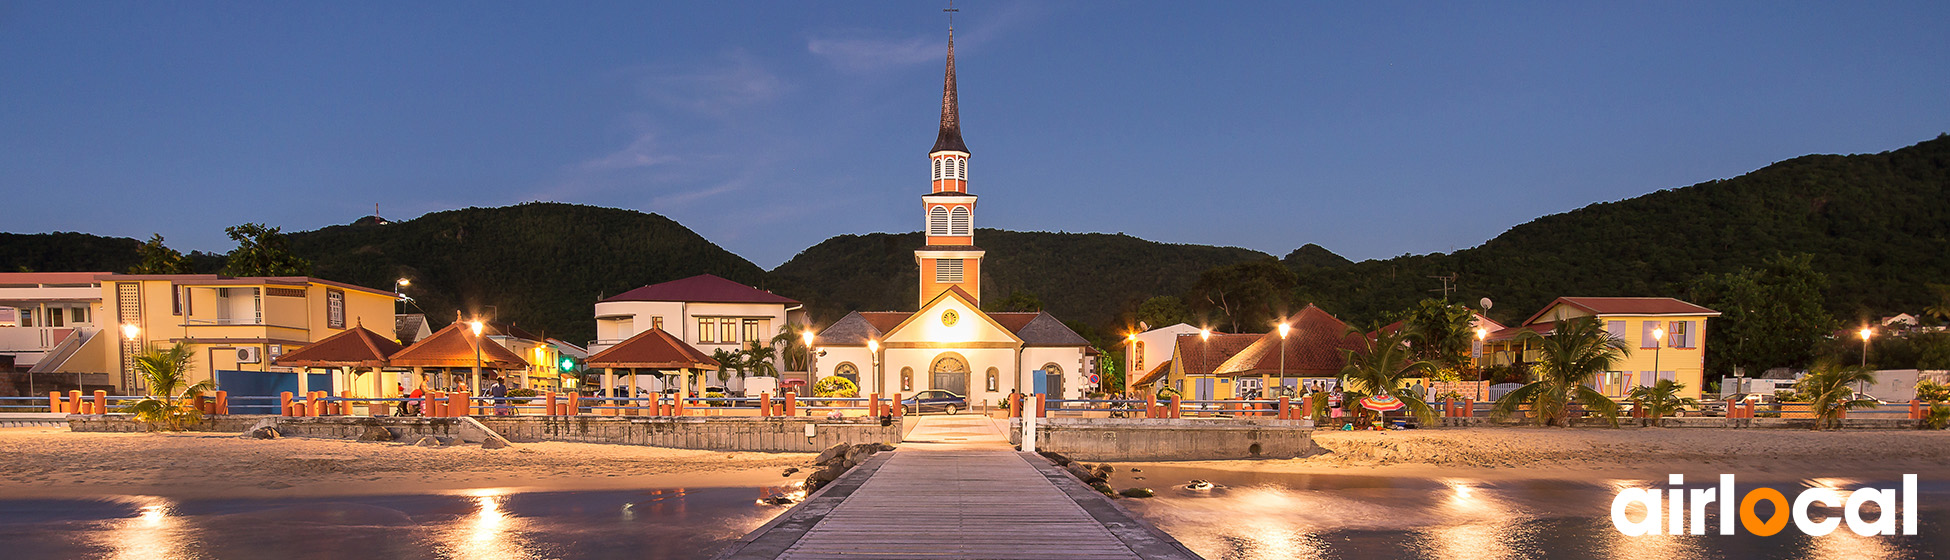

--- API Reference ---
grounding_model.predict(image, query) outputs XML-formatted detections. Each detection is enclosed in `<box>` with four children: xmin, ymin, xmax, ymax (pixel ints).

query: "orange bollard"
<box><xmin>69</xmin><ymin>391</ymin><xmax>83</xmax><ymax>413</ymax></box>
<box><xmin>545</xmin><ymin>392</ymin><xmax>558</xmax><ymax>416</ymax></box>
<box><xmin>342</xmin><ymin>391</ymin><xmax>355</xmax><ymax>416</ymax></box>
<box><xmin>1462</xmin><ymin>397</ymin><xmax>1474</xmax><ymax>418</ymax></box>
<box><xmin>50</xmin><ymin>392</ymin><xmax>65</xmax><ymax>414</ymax></box>
<box><xmin>280</xmin><ymin>392</ymin><xmax>294</xmax><ymax>416</ymax></box>
<box><xmin>892</xmin><ymin>393</ymin><xmax>904</xmax><ymax>418</ymax></box>
<box><xmin>760</xmin><ymin>392</ymin><xmax>773</xmax><ymax>417</ymax></box>
<box><xmin>673</xmin><ymin>393</ymin><xmax>686</xmax><ymax>416</ymax></box>
<box><xmin>1277</xmin><ymin>396</ymin><xmax>1291</xmax><ymax>420</ymax></box>
<box><xmin>193</xmin><ymin>395</ymin><xmax>208</xmax><ymax>414</ymax></box>
<box><xmin>1911</xmin><ymin>400</ymin><xmax>1923</xmax><ymax>420</ymax></box>
<box><xmin>1144</xmin><ymin>393</ymin><xmax>1157</xmax><ymax>419</ymax></box>
<box><xmin>215</xmin><ymin>390</ymin><xmax>229</xmax><ymax>415</ymax></box>
<box><xmin>1032</xmin><ymin>393</ymin><xmax>1045</xmax><ymax>418</ymax></box>
<box><xmin>868</xmin><ymin>393</ymin><xmax>881</xmax><ymax>417</ymax></box>
<box><xmin>784</xmin><ymin>392</ymin><xmax>797</xmax><ymax>417</ymax></box>
<box><xmin>1010</xmin><ymin>392</ymin><xmax>1024</xmax><ymax>418</ymax></box>
<box><xmin>93</xmin><ymin>390</ymin><xmax>108</xmax><ymax>415</ymax></box>
<box><xmin>451</xmin><ymin>391</ymin><xmax>469</xmax><ymax>417</ymax></box>
<box><xmin>566</xmin><ymin>391</ymin><xmax>580</xmax><ymax>415</ymax></box>
<box><xmin>293</xmin><ymin>402</ymin><xmax>308</xmax><ymax>417</ymax></box>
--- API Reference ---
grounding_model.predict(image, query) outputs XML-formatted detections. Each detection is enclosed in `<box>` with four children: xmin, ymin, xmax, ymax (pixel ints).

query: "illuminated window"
<box><xmin>1134</xmin><ymin>341</ymin><xmax>1145</xmax><ymax>371</ymax></box>
<box><xmin>743</xmin><ymin>319</ymin><xmax>761</xmax><ymax>345</ymax></box>
<box><xmin>697</xmin><ymin>317</ymin><xmax>714</xmax><ymax>343</ymax></box>
<box><xmin>722</xmin><ymin>319</ymin><xmax>738</xmax><ymax>343</ymax></box>
<box><xmin>651</xmin><ymin>316</ymin><xmax>663</xmax><ymax>331</ymax></box>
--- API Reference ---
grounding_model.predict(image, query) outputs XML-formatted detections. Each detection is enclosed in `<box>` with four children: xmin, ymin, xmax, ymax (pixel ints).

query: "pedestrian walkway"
<box><xmin>713</xmin><ymin>415</ymin><xmax>1201</xmax><ymax>560</ymax></box>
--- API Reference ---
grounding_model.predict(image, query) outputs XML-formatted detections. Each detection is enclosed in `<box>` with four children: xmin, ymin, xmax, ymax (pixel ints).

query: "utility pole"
<box><xmin>1428</xmin><ymin>273</ymin><xmax>1457</xmax><ymax>300</ymax></box>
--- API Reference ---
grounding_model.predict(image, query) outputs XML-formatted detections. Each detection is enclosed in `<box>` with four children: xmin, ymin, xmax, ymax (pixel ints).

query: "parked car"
<box><xmin>902</xmin><ymin>390</ymin><xmax>968</xmax><ymax>415</ymax></box>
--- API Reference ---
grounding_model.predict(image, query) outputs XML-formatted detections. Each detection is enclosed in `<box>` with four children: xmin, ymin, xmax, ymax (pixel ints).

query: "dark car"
<box><xmin>902</xmin><ymin>390</ymin><xmax>968</xmax><ymax>415</ymax></box>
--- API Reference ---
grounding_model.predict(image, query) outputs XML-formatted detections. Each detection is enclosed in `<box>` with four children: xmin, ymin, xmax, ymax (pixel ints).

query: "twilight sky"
<box><xmin>4</xmin><ymin>1</ymin><xmax>1947</xmax><ymax>268</ymax></box>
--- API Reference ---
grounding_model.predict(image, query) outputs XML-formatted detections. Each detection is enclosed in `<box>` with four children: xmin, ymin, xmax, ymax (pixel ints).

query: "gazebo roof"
<box><xmin>273</xmin><ymin>324</ymin><xmax>403</xmax><ymax>368</ymax></box>
<box><xmin>586</xmin><ymin>328</ymin><xmax>720</xmax><ymax>371</ymax></box>
<box><xmin>388</xmin><ymin>321</ymin><xmax>529</xmax><ymax>369</ymax></box>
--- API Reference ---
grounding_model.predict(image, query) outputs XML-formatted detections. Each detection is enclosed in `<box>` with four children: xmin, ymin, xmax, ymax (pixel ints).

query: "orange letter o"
<box><xmin>1740</xmin><ymin>488</ymin><xmax>1790</xmax><ymax>536</ymax></box>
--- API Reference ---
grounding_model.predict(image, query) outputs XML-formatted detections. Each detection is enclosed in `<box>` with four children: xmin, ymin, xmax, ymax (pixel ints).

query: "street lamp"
<box><xmin>121</xmin><ymin>323</ymin><xmax>141</xmax><ymax>390</ymax></box>
<box><xmin>470</xmin><ymin>320</ymin><xmax>484</xmax><ymax>414</ymax></box>
<box><xmin>1474</xmin><ymin>327</ymin><xmax>1488</xmax><ymax>400</ymax></box>
<box><xmin>802</xmin><ymin>330</ymin><xmax>816</xmax><ymax>377</ymax></box>
<box><xmin>1858</xmin><ymin>327</ymin><xmax>1873</xmax><ymax>368</ymax></box>
<box><xmin>394</xmin><ymin>278</ymin><xmax>410</xmax><ymax>313</ymax></box>
<box><xmin>867</xmin><ymin>339</ymin><xmax>881</xmax><ymax>393</ymax></box>
<box><xmin>1276</xmin><ymin>321</ymin><xmax>1291</xmax><ymax>397</ymax></box>
<box><xmin>1652</xmin><ymin>326</ymin><xmax>1666</xmax><ymax>391</ymax></box>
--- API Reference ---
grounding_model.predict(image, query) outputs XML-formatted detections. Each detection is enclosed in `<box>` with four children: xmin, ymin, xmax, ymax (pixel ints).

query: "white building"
<box><xmin>809</xmin><ymin>33</ymin><xmax>1096</xmax><ymax>408</ymax></box>
<box><xmin>591</xmin><ymin>274</ymin><xmax>803</xmax><ymax>383</ymax></box>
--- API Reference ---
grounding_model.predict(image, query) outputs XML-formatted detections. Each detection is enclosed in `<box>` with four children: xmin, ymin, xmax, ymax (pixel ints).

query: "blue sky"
<box><xmin>4</xmin><ymin>1</ymin><xmax>1947</xmax><ymax>268</ymax></box>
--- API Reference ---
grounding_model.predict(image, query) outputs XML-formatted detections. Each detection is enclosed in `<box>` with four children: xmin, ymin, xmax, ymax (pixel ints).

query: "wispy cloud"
<box><xmin>807</xmin><ymin>33</ymin><xmax>941</xmax><ymax>72</ymax></box>
<box><xmin>628</xmin><ymin>50</ymin><xmax>786</xmax><ymax>116</ymax></box>
<box><xmin>651</xmin><ymin>177</ymin><xmax>744</xmax><ymax>208</ymax></box>
<box><xmin>577</xmin><ymin>131</ymin><xmax>680</xmax><ymax>172</ymax></box>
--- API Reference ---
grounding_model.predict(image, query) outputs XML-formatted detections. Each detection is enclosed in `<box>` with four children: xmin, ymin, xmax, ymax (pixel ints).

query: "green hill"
<box><xmin>288</xmin><ymin>203</ymin><xmax>772</xmax><ymax>346</ymax></box>
<box><xmin>1287</xmin><ymin>134</ymin><xmax>1950</xmax><ymax>327</ymax></box>
<box><xmin>771</xmin><ymin>230</ymin><xmax>1271</xmax><ymax>328</ymax></box>
<box><xmin>0</xmin><ymin>232</ymin><xmax>144</xmax><ymax>274</ymax></box>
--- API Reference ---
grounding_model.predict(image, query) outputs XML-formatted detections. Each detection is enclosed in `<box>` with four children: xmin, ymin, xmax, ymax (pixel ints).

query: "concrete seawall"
<box><xmin>1436</xmin><ymin>416</ymin><xmax>1926</xmax><ymax>429</ymax></box>
<box><xmin>69</xmin><ymin>414</ymin><xmax>899</xmax><ymax>452</ymax></box>
<box><xmin>1010</xmin><ymin>417</ymin><xmax>1315</xmax><ymax>461</ymax></box>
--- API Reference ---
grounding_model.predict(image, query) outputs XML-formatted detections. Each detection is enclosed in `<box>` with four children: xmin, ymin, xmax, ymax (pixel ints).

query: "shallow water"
<box><xmin>0</xmin><ymin>486</ymin><xmax>798</xmax><ymax>560</ymax></box>
<box><xmin>1113</xmin><ymin>466</ymin><xmax>1950</xmax><ymax>560</ymax></box>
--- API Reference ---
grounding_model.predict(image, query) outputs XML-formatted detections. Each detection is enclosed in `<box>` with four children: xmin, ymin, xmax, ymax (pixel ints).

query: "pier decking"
<box><xmin>713</xmin><ymin>416</ymin><xmax>1200</xmax><ymax>560</ymax></box>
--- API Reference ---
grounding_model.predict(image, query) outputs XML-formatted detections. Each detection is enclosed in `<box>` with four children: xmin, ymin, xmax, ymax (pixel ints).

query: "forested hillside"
<box><xmin>1284</xmin><ymin>134</ymin><xmax>1950</xmax><ymax>327</ymax></box>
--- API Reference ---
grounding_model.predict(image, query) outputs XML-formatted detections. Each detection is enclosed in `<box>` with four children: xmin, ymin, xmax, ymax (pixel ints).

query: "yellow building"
<box><xmin>103</xmin><ymin>274</ymin><xmax>396</xmax><ymax>394</ymax></box>
<box><xmin>1484</xmin><ymin>297</ymin><xmax>1720</xmax><ymax>401</ymax></box>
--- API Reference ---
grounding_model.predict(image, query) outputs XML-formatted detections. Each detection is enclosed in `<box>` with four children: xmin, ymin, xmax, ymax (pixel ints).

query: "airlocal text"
<box><xmin>1611</xmin><ymin>474</ymin><xmax>1917</xmax><ymax>537</ymax></box>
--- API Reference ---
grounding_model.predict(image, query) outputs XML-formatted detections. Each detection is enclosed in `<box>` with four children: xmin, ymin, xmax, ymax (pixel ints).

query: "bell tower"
<box><xmin>915</xmin><ymin>27</ymin><xmax>983</xmax><ymax>308</ymax></box>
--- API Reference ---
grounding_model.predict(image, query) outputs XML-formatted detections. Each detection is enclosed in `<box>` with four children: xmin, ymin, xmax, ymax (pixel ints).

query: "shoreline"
<box><xmin>0</xmin><ymin>427</ymin><xmax>811</xmax><ymax>500</ymax></box>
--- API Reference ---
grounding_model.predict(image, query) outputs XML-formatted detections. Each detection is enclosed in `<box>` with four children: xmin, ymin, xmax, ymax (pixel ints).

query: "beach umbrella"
<box><xmin>1360</xmin><ymin>393</ymin><xmax>1406</xmax><ymax>412</ymax></box>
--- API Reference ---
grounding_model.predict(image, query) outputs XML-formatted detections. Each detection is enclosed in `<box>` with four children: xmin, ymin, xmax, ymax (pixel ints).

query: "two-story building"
<box><xmin>0</xmin><ymin>273</ymin><xmax>113</xmax><ymax>391</ymax></box>
<box><xmin>1484</xmin><ymin>297</ymin><xmax>1720</xmax><ymax>400</ymax></box>
<box><xmin>592</xmin><ymin>274</ymin><xmax>803</xmax><ymax>387</ymax></box>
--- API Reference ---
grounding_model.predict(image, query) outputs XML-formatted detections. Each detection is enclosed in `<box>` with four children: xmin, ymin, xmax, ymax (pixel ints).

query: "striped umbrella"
<box><xmin>1360</xmin><ymin>393</ymin><xmax>1406</xmax><ymax>412</ymax></box>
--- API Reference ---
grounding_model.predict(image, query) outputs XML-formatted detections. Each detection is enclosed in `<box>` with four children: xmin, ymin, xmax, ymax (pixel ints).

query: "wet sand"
<box><xmin>1118</xmin><ymin>427</ymin><xmax>1950</xmax><ymax>482</ymax></box>
<box><xmin>0</xmin><ymin>426</ymin><xmax>814</xmax><ymax>499</ymax></box>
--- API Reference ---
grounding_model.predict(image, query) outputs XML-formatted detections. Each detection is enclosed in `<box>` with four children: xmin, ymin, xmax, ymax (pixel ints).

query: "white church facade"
<box><xmin>811</xmin><ymin>31</ymin><xmax>1095</xmax><ymax>407</ymax></box>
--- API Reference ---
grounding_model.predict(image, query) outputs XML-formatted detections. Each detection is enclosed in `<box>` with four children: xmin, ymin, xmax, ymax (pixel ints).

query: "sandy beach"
<box><xmin>0</xmin><ymin>426</ymin><xmax>814</xmax><ymax>500</ymax></box>
<box><xmin>1119</xmin><ymin>427</ymin><xmax>1950</xmax><ymax>482</ymax></box>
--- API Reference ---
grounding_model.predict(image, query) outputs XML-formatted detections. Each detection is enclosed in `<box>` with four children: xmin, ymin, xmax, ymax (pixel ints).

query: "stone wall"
<box><xmin>66</xmin><ymin>414</ymin><xmax>898</xmax><ymax>453</ymax></box>
<box><xmin>1434</xmin><ymin>416</ymin><xmax>1925</xmax><ymax>429</ymax></box>
<box><xmin>1010</xmin><ymin>417</ymin><xmax>1315</xmax><ymax>461</ymax></box>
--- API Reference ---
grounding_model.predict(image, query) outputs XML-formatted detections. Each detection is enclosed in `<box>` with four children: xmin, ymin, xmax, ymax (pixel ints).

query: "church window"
<box><xmin>933</xmin><ymin>158</ymin><xmax>944</xmax><ymax>181</ymax></box>
<box><xmin>835</xmin><ymin>362</ymin><xmax>859</xmax><ymax>383</ymax></box>
<box><xmin>929</xmin><ymin>206</ymin><xmax>950</xmax><ymax>236</ymax></box>
<box><xmin>936</xmin><ymin>259</ymin><xmax>963</xmax><ymax>283</ymax></box>
<box><xmin>949</xmin><ymin>207</ymin><xmax>971</xmax><ymax>236</ymax></box>
<box><xmin>1134</xmin><ymin>341</ymin><xmax>1145</xmax><ymax>371</ymax></box>
<box><xmin>956</xmin><ymin>158</ymin><xmax>966</xmax><ymax>180</ymax></box>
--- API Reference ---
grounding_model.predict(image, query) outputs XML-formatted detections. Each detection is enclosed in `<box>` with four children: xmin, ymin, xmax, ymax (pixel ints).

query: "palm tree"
<box><xmin>1626</xmin><ymin>379</ymin><xmax>1699</xmax><ymax>424</ymax></box>
<box><xmin>1795</xmin><ymin>361</ymin><xmax>1879</xmax><ymax>430</ymax></box>
<box><xmin>744</xmin><ymin>343</ymin><xmax>780</xmax><ymax>377</ymax></box>
<box><xmin>1925</xmin><ymin>284</ymin><xmax>1950</xmax><ymax>323</ymax></box>
<box><xmin>771</xmin><ymin>325</ymin><xmax>809</xmax><ymax>372</ymax></box>
<box><xmin>122</xmin><ymin>343</ymin><xmax>215</xmax><ymax>431</ymax></box>
<box><xmin>1338</xmin><ymin>328</ymin><xmax>1439</xmax><ymax>425</ymax></box>
<box><xmin>711</xmin><ymin>348</ymin><xmax>744</xmax><ymax>384</ymax></box>
<box><xmin>1492</xmin><ymin>317</ymin><xmax>1627</xmax><ymax>427</ymax></box>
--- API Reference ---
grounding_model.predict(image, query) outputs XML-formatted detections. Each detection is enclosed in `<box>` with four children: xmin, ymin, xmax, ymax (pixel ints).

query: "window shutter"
<box><xmin>950</xmin><ymin>207</ymin><xmax>971</xmax><ymax>236</ymax></box>
<box><xmin>929</xmin><ymin>206</ymin><xmax>950</xmax><ymax>236</ymax></box>
<box><xmin>1641</xmin><ymin>321</ymin><xmax>1658</xmax><ymax>348</ymax></box>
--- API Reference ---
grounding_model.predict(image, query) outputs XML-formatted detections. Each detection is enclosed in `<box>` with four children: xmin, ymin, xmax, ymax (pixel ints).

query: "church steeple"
<box><xmin>930</xmin><ymin>33</ymin><xmax>967</xmax><ymax>155</ymax></box>
<box><xmin>915</xmin><ymin>18</ymin><xmax>983</xmax><ymax>308</ymax></box>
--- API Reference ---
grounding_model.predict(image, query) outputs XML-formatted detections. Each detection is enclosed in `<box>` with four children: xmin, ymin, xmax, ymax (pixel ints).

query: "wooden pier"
<box><xmin>713</xmin><ymin>416</ymin><xmax>1201</xmax><ymax>560</ymax></box>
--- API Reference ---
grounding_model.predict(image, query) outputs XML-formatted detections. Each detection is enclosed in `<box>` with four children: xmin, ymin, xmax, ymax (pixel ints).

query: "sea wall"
<box><xmin>67</xmin><ymin>414</ymin><xmax>897</xmax><ymax>452</ymax></box>
<box><xmin>1010</xmin><ymin>417</ymin><xmax>1315</xmax><ymax>461</ymax></box>
<box><xmin>1434</xmin><ymin>416</ymin><xmax>1925</xmax><ymax>429</ymax></box>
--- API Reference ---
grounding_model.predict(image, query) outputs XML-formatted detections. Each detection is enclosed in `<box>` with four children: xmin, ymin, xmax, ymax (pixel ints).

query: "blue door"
<box><xmin>215</xmin><ymin>370</ymin><xmax>329</xmax><ymax>414</ymax></box>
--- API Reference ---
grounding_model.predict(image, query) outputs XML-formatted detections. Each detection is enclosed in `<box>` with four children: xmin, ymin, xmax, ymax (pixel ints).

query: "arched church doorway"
<box><xmin>931</xmin><ymin>354</ymin><xmax>970</xmax><ymax>396</ymax></box>
<box><xmin>1041</xmin><ymin>363</ymin><xmax>1064</xmax><ymax>399</ymax></box>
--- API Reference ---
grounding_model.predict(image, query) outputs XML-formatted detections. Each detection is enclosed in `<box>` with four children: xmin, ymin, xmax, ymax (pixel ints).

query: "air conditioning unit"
<box><xmin>237</xmin><ymin>347</ymin><xmax>262</xmax><ymax>364</ymax></box>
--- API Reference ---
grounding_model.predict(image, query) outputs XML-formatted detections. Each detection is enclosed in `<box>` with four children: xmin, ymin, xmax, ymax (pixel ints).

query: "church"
<box><xmin>811</xmin><ymin>31</ymin><xmax>1096</xmax><ymax>409</ymax></box>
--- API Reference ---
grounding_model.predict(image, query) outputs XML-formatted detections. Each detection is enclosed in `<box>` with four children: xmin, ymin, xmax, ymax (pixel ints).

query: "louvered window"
<box><xmin>956</xmin><ymin>158</ymin><xmax>966</xmax><ymax>180</ymax></box>
<box><xmin>933</xmin><ymin>159</ymin><xmax>943</xmax><ymax>181</ymax></box>
<box><xmin>936</xmin><ymin>259</ymin><xmax>963</xmax><ymax>283</ymax></box>
<box><xmin>929</xmin><ymin>206</ymin><xmax>950</xmax><ymax>236</ymax></box>
<box><xmin>949</xmin><ymin>207</ymin><xmax>971</xmax><ymax>236</ymax></box>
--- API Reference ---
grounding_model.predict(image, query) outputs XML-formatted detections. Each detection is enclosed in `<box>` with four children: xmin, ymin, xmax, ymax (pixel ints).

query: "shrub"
<box><xmin>506</xmin><ymin>387</ymin><xmax>538</xmax><ymax>405</ymax></box>
<box><xmin>1925</xmin><ymin>404</ymin><xmax>1950</xmax><ymax>430</ymax></box>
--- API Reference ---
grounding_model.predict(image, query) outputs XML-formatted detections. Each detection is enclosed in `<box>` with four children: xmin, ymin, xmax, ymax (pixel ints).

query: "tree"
<box><xmin>743</xmin><ymin>342</ymin><xmax>779</xmax><ymax>377</ymax></box>
<box><xmin>1400</xmin><ymin>298</ymin><xmax>1475</xmax><ymax>368</ymax></box>
<box><xmin>1189</xmin><ymin>258</ymin><xmax>1297</xmax><ymax>333</ymax></box>
<box><xmin>1914</xmin><ymin>379</ymin><xmax>1950</xmax><ymax>403</ymax></box>
<box><xmin>986</xmin><ymin>289</ymin><xmax>1045</xmax><ymax>313</ymax></box>
<box><xmin>711</xmin><ymin>348</ymin><xmax>743</xmax><ymax>383</ymax></box>
<box><xmin>1688</xmin><ymin>254</ymin><xmax>1837</xmax><ymax>377</ymax></box>
<box><xmin>1926</xmin><ymin>284</ymin><xmax>1950</xmax><ymax>323</ymax></box>
<box><xmin>222</xmin><ymin>223</ymin><xmax>312</xmax><ymax>277</ymax></box>
<box><xmin>1626</xmin><ymin>379</ymin><xmax>1700</xmax><ymax>423</ymax></box>
<box><xmin>129</xmin><ymin>234</ymin><xmax>190</xmax><ymax>274</ymax></box>
<box><xmin>1134</xmin><ymin>296</ymin><xmax>1192</xmax><ymax>330</ymax></box>
<box><xmin>771</xmin><ymin>325</ymin><xmax>809</xmax><ymax>372</ymax></box>
<box><xmin>121</xmin><ymin>343</ymin><xmax>215</xmax><ymax>431</ymax></box>
<box><xmin>1096</xmin><ymin>350</ymin><xmax>1123</xmax><ymax>394</ymax></box>
<box><xmin>1794</xmin><ymin>362</ymin><xmax>1879</xmax><ymax>430</ymax></box>
<box><xmin>1492</xmin><ymin>317</ymin><xmax>1627</xmax><ymax>427</ymax></box>
<box><xmin>1337</xmin><ymin>328</ymin><xmax>1439</xmax><ymax>425</ymax></box>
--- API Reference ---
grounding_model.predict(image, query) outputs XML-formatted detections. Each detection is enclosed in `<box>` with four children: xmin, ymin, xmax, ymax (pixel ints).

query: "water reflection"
<box><xmin>101</xmin><ymin>497</ymin><xmax>198</xmax><ymax>560</ymax></box>
<box><xmin>438</xmin><ymin>488</ymin><xmax>534</xmax><ymax>560</ymax></box>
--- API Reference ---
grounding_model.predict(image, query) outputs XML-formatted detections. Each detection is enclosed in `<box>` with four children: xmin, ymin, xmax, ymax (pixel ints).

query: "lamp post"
<box><xmin>470</xmin><ymin>320</ymin><xmax>484</xmax><ymax>414</ymax></box>
<box><xmin>1859</xmin><ymin>327</ymin><xmax>1874</xmax><ymax>394</ymax></box>
<box><xmin>867</xmin><ymin>339</ymin><xmax>881</xmax><ymax>394</ymax></box>
<box><xmin>802</xmin><ymin>331</ymin><xmax>816</xmax><ymax>384</ymax></box>
<box><xmin>1474</xmin><ymin>327</ymin><xmax>1488</xmax><ymax>401</ymax></box>
<box><xmin>1276</xmin><ymin>321</ymin><xmax>1291</xmax><ymax>397</ymax></box>
<box><xmin>394</xmin><ymin>278</ymin><xmax>409</xmax><ymax>314</ymax></box>
<box><xmin>121</xmin><ymin>323</ymin><xmax>141</xmax><ymax>392</ymax></box>
<box><xmin>1652</xmin><ymin>327</ymin><xmax>1666</xmax><ymax>392</ymax></box>
<box><xmin>1125</xmin><ymin>333</ymin><xmax>1139</xmax><ymax>398</ymax></box>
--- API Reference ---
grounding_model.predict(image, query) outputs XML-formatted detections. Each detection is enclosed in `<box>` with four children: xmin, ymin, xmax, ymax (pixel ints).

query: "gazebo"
<box><xmin>584</xmin><ymin>327</ymin><xmax>719</xmax><ymax>403</ymax></box>
<box><xmin>388</xmin><ymin>320</ymin><xmax>530</xmax><ymax>395</ymax></box>
<box><xmin>272</xmin><ymin>323</ymin><xmax>404</xmax><ymax>399</ymax></box>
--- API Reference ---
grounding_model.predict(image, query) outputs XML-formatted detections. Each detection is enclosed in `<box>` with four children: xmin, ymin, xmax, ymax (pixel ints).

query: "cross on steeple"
<box><xmin>944</xmin><ymin>0</ymin><xmax>958</xmax><ymax>36</ymax></box>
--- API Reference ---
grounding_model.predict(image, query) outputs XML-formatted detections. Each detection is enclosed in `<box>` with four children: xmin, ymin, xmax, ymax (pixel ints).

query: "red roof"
<box><xmin>602</xmin><ymin>274</ymin><xmax>799</xmax><ymax>305</ymax></box>
<box><xmin>1486</xmin><ymin>322</ymin><xmax>1556</xmax><ymax>342</ymax></box>
<box><xmin>1172</xmin><ymin>333</ymin><xmax>1261</xmax><ymax>375</ymax></box>
<box><xmin>389</xmin><ymin>321</ymin><xmax>530</xmax><ymax>369</ymax></box>
<box><xmin>1131</xmin><ymin>359</ymin><xmax>1173</xmax><ymax>389</ymax></box>
<box><xmin>1522</xmin><ymin>297</ymin><xmax>1719</xmax><ymax>326</ymax></box>
<box><xmin>1213</xmin><ymin>305</ymin><xmax>1366</xmax><ymax>377</ymax></box>
<box><xmin>586</xmin><ymin>328</ymin><xmax>720</xmax><ymax>370</ymax></box>
<box><xmin>0</xmin><ymin>272</ymin><xmax>111</xmax><ymax>285</ymax></box>
<box><xmin>273</xmin><ymin>324</ymin><xmax>403</xmax><ymax>368</ymax></box>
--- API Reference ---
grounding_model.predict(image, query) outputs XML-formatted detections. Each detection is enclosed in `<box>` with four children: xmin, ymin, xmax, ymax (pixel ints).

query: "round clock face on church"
<box><xmin>941</xmin><ymin>309</ymin><xmax>959</xmax><ymax>326</ymax></box>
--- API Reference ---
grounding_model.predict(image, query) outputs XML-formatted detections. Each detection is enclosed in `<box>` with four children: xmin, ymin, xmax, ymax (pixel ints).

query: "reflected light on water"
<box><xmin>437</xmin><ymin>488</ymin><xmax>537</xmax><ymax>560</ymax></box>
<box><xmin>102</xmin><ymin>497</ymin><xmax>196</xmax><ymax>560</ymax></box>
<box><xmin>1797</xmin><ymin>479</ymin><xmax>1907</xmax><ymax>560</ymax></box>
<box><xmin>1415</xmin><ymin>480</ymin><xmax>1526</xmax><ymax>560</ymax></box>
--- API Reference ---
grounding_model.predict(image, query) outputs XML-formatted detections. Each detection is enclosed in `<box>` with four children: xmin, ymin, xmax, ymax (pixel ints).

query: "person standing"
<box><xmin>489</xmin><ymin>378</ymin><xmax>511</xmax><ymax>416</ymax></box>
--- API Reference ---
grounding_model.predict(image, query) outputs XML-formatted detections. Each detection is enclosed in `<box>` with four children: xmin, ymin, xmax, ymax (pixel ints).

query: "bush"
<box><xmin>506</xmin><ymin>387</ymin><xmax>538</xmax><ymax>405</ymax></box>
<box><xmin>813</xmin><ymin>376</ymin><xmax>858</xmax><ymax>398</ymax></box>
<box><xmin>1925</xmin><ymin>404</ymin><xmax>1950</xmax><ymax>430</ymax></box>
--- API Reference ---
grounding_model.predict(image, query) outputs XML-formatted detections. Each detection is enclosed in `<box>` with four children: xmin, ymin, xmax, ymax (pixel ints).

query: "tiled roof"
<box><xmin>1524</xmin><ymin>297</ymin><xmax>1719</xmax><ymax>325</ymax></box>
<box><xmin>1486</xmin><ymin>322</ymin><xmax>1555</xmax><ymax>342</ymax></box>
<box><xmin>1172</xmin><ymin>333</ymin><xmax>1262</xmax><ymax>375</ymax></box>
<box><xmin>601</xmin><ymin>274</ymin><xmax>798</xmax><ymax>305</ymax></box>
<box><xmin>1213</xmin><ymin>305</ymin><xmax>1365</xmax><ymax>377</ymax></box>
<box><xmin>273</xmin><ymin>325</ymin><xmax>403</xmax><ymax>368</ymax></box>
<box><xmin>814</xmin><ymin>311</ymin><xmax>909</xmax><ymax>345</ymax></box>
<box><xmin>389</xmin><ymin>321</ymin><xmax>530</xmax><ymax>369</ymax></box>
<box><xmin>1131</xmin><ymin>359</ymin><xmax>1172</xmax><ymax>389</ymax></box>
<box><xmin>1003</xmin><ymin>312</ymin><xmax>1091</xmax><ymax>346</ymax></box>
<box><xmin>395</xmin><ymin>314</ymin><xmax>428</xmax><ymax>344</ymax></box>
<box><xmin>586</xmin><ymin>328</ymin><xmax>720</xmax><ymax>370</ymax></box>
